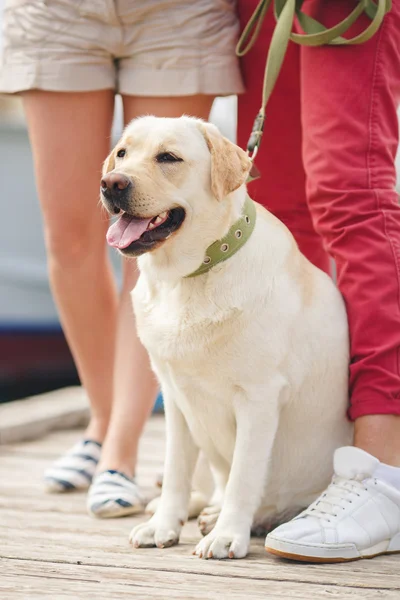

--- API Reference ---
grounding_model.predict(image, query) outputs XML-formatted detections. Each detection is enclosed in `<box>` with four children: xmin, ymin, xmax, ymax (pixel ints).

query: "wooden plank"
<box><xmin>0</xmin><ymin>388</ymin><xmax>89</xmax><ymax>445</ymax></box>
<box><xmin>0</xmin><ymin>509</ymin><xmax>399</xmax><ymax>590</ymax></box>
<box><xmin>1</xmin><ymin>558</ymin><xmax>399</xmax><ymax>600</ymax></box>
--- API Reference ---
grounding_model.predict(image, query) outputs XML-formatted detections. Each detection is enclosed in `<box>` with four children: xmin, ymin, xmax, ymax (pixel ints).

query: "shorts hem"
<box><xmin>0</xmin><ymin>61</ymin><xmax>244</xmax><ymax>96</ymax></box>
<box><xmin>118</xmin><ymin>65</ymin><xmax>245</xmax><ymax>97</ymax></box>
<box><xmin>0</xmin><ymin>63</ymin><xmax>115</xmax><ymax>94</ymax></box>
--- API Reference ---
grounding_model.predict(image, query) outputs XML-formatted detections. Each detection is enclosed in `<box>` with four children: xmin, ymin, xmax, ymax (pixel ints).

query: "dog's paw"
<box><xmin>193</xmin><ymin>528</ymin><xmax>250</xmax><ymax>560</ymax></box>
<box><xmin>129</xmin><ymin>516</ymin><xmax>181</xmax><ymax>549</ymax></box>
<box><xmin>197</xmin><ymin>505</ymin><xmax>221</xmax><ymax>536</ymax></box>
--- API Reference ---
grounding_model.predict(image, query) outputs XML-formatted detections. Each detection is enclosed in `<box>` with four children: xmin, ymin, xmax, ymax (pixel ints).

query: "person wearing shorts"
<box><xmin>0</xmin><ymin>0</ymin><xmax>244</xmax><ymax>517</ymax></box>
<box><xmin>237</xmin><ymin>0</ymin><xmax>400</xmax><ymax>562</ymax></box>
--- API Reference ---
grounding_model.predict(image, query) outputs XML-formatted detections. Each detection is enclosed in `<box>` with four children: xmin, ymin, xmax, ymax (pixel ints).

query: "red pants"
<box><xmin>237</xmin><ymin>0</ymin><xmax>400</xmax><ymax>420</ymax></box>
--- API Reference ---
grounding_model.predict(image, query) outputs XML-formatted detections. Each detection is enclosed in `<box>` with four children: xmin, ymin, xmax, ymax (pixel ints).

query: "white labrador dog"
<box><xmin>101</xmin><ymin>116</ymin><xmax>352</xmax><ymax>560</ymax></box>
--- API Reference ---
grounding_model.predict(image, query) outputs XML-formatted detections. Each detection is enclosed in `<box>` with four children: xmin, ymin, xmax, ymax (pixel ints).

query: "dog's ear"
<box><xmin>200</xmin><ymin>123</ymin><xmax>252</xmax><ymax>201</ymax></box>
<box><xmin>102</xmin><ymin>148</ymin><xmax>116</xmax><ymax>175</ymax></box>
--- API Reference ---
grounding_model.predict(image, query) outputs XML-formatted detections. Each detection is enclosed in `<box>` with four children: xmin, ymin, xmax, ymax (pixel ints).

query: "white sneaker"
<box><xmin>265</xmin><ymin>447</ymin><xmax>400</xmax><ymax>563</ymax></box>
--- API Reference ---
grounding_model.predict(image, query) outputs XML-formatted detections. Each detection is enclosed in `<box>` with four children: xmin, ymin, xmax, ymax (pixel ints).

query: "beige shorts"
<box><xmin>0</xmin><ymin>0</ymin><xmax>244</xmax><ymax>96</ymax></box>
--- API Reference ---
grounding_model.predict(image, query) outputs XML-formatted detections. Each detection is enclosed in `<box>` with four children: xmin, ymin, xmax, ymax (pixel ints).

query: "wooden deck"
<box><xmin>1</xmin><ymin>415</ymin><xmax>399</xmax><ymax>599</ymax></box>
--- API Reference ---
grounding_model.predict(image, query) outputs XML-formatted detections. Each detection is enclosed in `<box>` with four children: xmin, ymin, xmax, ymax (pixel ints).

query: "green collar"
<box><xmin>185</xmin><ymin>196</ymin><xmax>256</xmax><ymax>278</ymax></box>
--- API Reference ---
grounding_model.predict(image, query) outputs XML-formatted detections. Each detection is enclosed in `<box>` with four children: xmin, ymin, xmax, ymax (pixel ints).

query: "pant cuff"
<box><xmin>348</xmin><ymin>398</ymin><xmax>400</xmax><ymax>421</ymax></box>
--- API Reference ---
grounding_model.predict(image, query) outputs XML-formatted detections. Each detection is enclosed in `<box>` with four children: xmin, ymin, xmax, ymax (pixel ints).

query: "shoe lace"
<box><xmin>304</xmin><ymin>475</ymin><xmax>370</xmax><ymax>522</ymax></box>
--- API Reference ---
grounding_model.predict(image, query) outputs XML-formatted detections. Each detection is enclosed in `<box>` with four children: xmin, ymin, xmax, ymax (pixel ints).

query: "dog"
<box><xmin>101</xmin><ymin>116</ymin><xmax>352</xmax><ymax>560</ymax></box>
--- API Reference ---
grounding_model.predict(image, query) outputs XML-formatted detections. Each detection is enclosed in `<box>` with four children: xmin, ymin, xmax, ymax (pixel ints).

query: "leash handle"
<box><xmin>290</xmin><ymin>0</ymin><xmax>391</xmax><ymax>46</ymax></box>
<box><xmin>236</xmin><ymin>0</ymin><xmax>272</xmax><ymax>57</ymax></box>
<box><xmin>237</xmin><ymin>0</ymin><xmax>391</xmax><ymax>156</ymax></box>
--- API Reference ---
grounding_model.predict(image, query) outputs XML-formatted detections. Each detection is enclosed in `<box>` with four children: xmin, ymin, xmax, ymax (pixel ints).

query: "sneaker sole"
<box><xmin>266</xmin><ymin>545</ymin><xmax>400</xmax><ymax>563</ymax></box>
<box><xmin>266</xmin><ymin>534</ymin><xmax>400</xmax><ymax>564</ymax></box>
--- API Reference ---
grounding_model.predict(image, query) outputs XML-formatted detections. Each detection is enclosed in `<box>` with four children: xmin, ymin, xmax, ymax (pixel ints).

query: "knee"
<box><xmin>44</xmin><ymin>217</ymin><xmax>107</xmax><ymax>269</ymax></box>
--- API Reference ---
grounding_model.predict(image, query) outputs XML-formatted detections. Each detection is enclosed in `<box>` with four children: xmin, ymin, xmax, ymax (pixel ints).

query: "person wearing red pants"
<box><xmin>237</xmin><ymin>0</ymin><xmax>400</xmax><ymax>561</ymax></box>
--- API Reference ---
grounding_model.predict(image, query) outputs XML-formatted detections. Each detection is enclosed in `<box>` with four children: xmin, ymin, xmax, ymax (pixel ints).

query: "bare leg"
<box><xmin>355</xmin><ymin>416</ymin><xmax>400</xmax><ymax>467</ymax></box>
<box><xmin>97</xmin><ymin>95</ymin><xmax>215</xmax><ymax>476</ymax></box>
<box><xmin>96</xmin><ymin>259</ymin><xmax>157</xmax><ymax>474</ymax></box>
<box><xmin>22</xmin><ymin>90</ymin><xmax>116</xmax><ymax>442</ymax></box>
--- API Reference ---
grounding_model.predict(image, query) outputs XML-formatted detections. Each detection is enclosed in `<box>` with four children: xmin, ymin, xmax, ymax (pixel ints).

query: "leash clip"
<box><xmin>248</xmin><ymin>144</ymin><xmax>259</xmax><ymax>161</ymax></box>
<box><xmin>246</xmin><ymin>111</ymin><xmax>265</xmax><ymax>161</ymax></box>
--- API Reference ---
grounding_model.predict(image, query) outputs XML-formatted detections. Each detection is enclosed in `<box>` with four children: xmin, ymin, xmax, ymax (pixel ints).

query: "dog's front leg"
<box><xmin>129</xmin><ymin>393</ymin><xmax>198</xmax><ymax>549</ymax></box>
<box><xmin>194</xmin><ymin>379</ymin><xmax>285</xmax><ymax>560</ymax></box>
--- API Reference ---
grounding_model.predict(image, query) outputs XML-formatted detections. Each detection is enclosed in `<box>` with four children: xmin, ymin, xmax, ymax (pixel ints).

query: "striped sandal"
<box><xmin>44</xmin><ymin>439</ymin><xmax>102</xmax><ymax>493</ymax></box>
<box><xmin>87</xmin><ymin>470</ymin><xmax>145</xmax><ymax>518</ymax></box>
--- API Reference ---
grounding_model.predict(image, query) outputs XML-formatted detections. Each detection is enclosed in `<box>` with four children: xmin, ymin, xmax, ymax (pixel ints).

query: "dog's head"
<box><xmin>101</xmin><ymin>116</ymin><xmax>252</xmax><ymax>264</ymax></box>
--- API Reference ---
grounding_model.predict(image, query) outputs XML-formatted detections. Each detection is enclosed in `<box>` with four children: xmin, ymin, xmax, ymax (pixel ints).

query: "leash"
<box><xmin>237</xmin><ymin>0</ymin><xmax>392</xmax><ymax>160</ymax></box>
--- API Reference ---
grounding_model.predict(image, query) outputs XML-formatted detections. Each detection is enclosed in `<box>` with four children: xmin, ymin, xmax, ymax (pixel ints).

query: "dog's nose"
<box><xmin>101</xmin><ymin>172</ymin><xmax>131</xmax><ymax>193</ymax></box>
<box><xmin>100</xmin><ymin>173</ymin><xmax>133</xmax><ymax>213</ymax></box>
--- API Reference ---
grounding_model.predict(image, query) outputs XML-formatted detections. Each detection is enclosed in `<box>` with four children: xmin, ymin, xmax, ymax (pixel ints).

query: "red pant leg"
<box><xmin>301</xmin><ymin>0</ymin><xmax>400</xmax><ymax>419</ymax></box>
<box><xmin>237</xmin><ymin>0</ymin><xmax>331</xmax><ymax>274</ymax></box>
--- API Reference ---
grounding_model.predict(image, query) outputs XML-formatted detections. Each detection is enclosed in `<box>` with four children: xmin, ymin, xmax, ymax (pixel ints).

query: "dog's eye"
<box><xmin>117</xmin><ymin>149</ymin><xmax>126</xmax><ymax>158</ymax></box>
<box><xmin>156</xmin><ymin>152</ymin><xmax>183</xmax><ymax>163</ymax></box>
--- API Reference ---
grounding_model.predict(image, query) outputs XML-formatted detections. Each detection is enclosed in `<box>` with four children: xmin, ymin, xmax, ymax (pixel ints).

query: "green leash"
<box><xmin>185</xmin><ymin>196</ymin><xmax>257</xmax><ymax>278</ymax></box>
<box><xmin>237</xmin><ymin>0</ymin><xmax>392</xmax><ymax>157</ymax></box>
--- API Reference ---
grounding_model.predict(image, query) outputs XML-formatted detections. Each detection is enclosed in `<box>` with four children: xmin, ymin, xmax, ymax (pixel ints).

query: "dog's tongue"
<box><xmin>106</xmin><ymin>214</ymin><xmax>152</xmax><ymax>249</ymax></box>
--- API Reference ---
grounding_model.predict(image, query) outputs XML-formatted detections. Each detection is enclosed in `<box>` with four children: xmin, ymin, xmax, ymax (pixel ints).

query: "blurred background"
<box><xmin>0</xmin><ymin>1</ymin><xmax>399</xmax><ymax>405</ymax></box>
